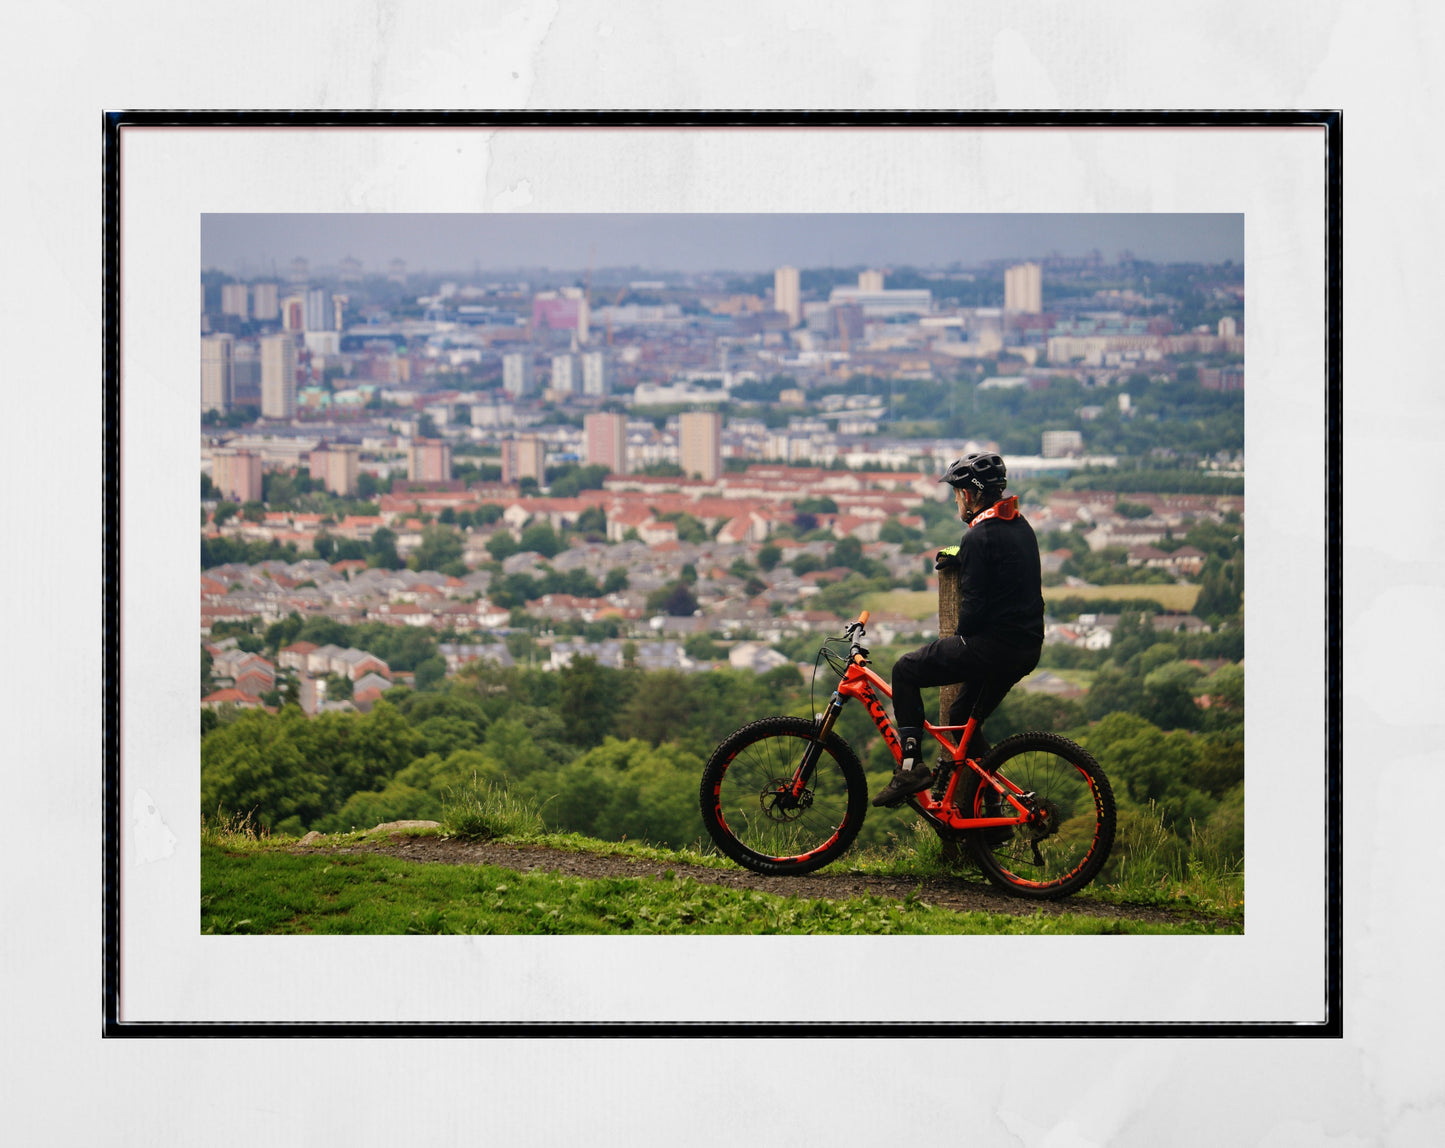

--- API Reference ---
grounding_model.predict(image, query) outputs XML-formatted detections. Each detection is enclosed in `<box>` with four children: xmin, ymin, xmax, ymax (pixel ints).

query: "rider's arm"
<box><xmin>954</xmin><ymin>531</ymin><xmax>989</xmax><ymax>636</ymax></box>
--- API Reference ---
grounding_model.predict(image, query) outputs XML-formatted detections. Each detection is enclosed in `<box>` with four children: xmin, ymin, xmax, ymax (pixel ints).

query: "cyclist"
<box><xmin>873</xmin><ymin>451</ymin><xmax>1045</xmax><ymax>807</ymax></box>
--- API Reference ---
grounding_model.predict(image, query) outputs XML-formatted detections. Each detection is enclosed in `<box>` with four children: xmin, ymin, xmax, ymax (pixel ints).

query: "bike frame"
<box><xmin>811</xmin><ymin>658</ymin><xmax>1038</xmax><ymax>835</ymax></box>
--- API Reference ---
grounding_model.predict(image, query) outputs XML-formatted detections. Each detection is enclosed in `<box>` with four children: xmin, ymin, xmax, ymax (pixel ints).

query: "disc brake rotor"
<box><xmin>760</xmin><ymin>779</ymin><xmax>812</xmax><ymax>822</ymax></box>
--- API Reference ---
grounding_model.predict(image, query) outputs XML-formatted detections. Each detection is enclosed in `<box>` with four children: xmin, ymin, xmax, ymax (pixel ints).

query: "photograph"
<box><xmin>195</xmin><ymin>212</ymin><xmax>1248</xmax><ymax>945</ymax></box>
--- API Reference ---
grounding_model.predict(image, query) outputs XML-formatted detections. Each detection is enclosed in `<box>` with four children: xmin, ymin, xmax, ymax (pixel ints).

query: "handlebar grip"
<box><xmin>857</xmin><ymin>610</ymin><xmax>870</xmax><ymax>626</ymax></box>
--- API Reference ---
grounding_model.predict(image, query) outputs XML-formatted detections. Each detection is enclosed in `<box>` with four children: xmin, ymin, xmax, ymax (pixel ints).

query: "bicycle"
<box><xmin>699</xmin><ymin>611</ymin><xmax>1116</xmax><ymax>899</ymax></box>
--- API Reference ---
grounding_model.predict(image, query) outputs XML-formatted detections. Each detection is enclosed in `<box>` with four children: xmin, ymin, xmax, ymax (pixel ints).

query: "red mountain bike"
<box><xmin>700</xmin><ymin>611</ymin><xmax>1116</xmax><ymax>899</ymax></box>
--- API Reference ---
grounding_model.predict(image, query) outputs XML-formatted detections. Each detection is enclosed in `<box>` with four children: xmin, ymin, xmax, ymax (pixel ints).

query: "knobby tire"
<box><xmin>700</xmin><ymin>716</ymin><xmax>868</xmax><ymax>876</ymax></box>
<box><xmin>957</xmin><ymin>731</ymin><xmax>1116</xmax><ymax>900</ymax></box>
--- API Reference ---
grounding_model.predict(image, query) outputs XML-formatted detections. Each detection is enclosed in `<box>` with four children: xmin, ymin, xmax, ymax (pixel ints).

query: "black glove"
<box><xmin>934</xmin><ymin>550</ymin><xmax>962</xmax><ymax>572</ymax></box>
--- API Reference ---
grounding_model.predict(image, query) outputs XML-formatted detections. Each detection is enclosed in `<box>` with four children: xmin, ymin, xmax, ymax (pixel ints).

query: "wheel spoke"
<box><xmin>968</xmin><ymin>735</ymin><xmax>1115</xmax><ymax>899</ymax></box>
<box><xmin>701</xmin><ymin>717</ymin><xmax>868</xmax><ymax>875</ymax></box>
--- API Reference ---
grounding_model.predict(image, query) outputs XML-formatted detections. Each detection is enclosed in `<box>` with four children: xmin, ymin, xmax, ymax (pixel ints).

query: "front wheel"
<box><xmin>700</xmin><ymin>716</ymin><xmax>868</xmax><ymax>876</ymax></box>
<box><xmin>958</xmin><ymin>732</ymin><xmax>1116</xmax><ymax>900</ymax></box>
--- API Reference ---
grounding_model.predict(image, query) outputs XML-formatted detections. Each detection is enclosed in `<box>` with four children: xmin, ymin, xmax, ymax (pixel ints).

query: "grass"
<box><xmin>1087</xmin><ymin>807</ymin><xmax>1245</xmax><ymax>919</ymax></box>
<box><xmin>441</xmin><ymin>777</ymin><xmax>548</xmax><ymax>841</ymax></box>
<box><xmin>1043</xmin><ymin>583</ymin><xmax>1201</xmax><ymax>612</ymax></box>
<box><xmin>202</xmin><ymin>780</ymin><xmax>1242</xmax><ymax>935</ymax></box>
<box><xmin>865</xmin><ymin>583</ymin><xmax>1202</xmax><ymax>622</ymax></box>
<box><xmin>1026</xmin><ymin>667</ymin><xmax>1097</xmax><ymax>691</ymax></box>
<box><xmin>200</xmin><ymin>847</ymin><xmax>1235</xmax><ymax>935</ymax></box>
<box><xmin>862</xmin><ymin>590</ymin><xmax>939</xmax><ymax>621</ymax></box>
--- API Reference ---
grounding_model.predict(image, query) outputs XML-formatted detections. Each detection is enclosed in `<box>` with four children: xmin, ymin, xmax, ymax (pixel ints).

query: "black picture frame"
<box><xmin>103</xmin><ymin>109</ymin><xmax>1341</xmax><ymax>1037</ymax></box>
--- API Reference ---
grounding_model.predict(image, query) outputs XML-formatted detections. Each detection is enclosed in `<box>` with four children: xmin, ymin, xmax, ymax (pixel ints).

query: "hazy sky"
<box><xmin>202</xmin><ymin>213</ymin><xmax>1242</xmax><ymax>276</ymax></box>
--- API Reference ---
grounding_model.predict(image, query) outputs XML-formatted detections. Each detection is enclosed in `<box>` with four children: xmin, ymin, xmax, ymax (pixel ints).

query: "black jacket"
<box><xmin>953</xmin><ymin>510</ymin><xmax>1045</xmax><ymax>649</ymax></box>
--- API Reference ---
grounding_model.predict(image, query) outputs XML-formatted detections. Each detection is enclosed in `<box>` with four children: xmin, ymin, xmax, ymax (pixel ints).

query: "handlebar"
<box><xmin>846</xmin><ymin>610</ymin><xmax>870</xmax><ymax>665</ymax></box>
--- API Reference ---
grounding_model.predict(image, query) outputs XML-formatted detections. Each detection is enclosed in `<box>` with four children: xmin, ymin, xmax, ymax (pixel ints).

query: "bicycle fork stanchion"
<box><xmin>792</xmin><ymin>693</ymin><xmax>843</xmax><ymax>799</ymax></box>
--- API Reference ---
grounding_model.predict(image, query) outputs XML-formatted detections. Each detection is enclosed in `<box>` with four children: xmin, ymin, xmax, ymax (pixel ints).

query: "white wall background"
<box><xmin>2</xmin><ymin>1</ymin><xmax>1439</xmax><ymax>1143</ymax></box>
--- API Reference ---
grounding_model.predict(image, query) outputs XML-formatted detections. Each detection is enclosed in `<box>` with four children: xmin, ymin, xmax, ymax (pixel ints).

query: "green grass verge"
<box><xmin>203</xmin><ymin>787</ymin><xmax>1242</xmax><ymax>934</ymax></box>
<box><xmin>861</xmin><ymin>590</ymin><xmax>938</xmax><ymax>621</ymax></box>
<box><xmin>865</xmin><ymin>584</ymin><xmax>1203</xmax><ymax>620</ymax></box>
<box><xmin>200</xmin><ymin>846</ymin><xmax>1236</xmax><ymax>935</ymax></box>
<box><xmin>1043</xmin><ymin>584</ymin><xmax>1201</xmax><ymax>612</ymax></box>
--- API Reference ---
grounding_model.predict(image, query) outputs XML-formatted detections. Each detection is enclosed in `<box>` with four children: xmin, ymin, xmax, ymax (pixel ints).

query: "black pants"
<box><xmin>890</xmin><ymin>634</ymin><xmax>1040</xmax><ymax>743</ymax></box>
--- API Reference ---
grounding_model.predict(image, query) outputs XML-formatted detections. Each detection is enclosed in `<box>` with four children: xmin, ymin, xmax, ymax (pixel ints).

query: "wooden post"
<box><xmin>935</xmin><ymin>564</ymin><xmax>968</xmax><ymax>867</ymax></box>
<box><xmin>937</xmin><ymin>564</ymin><xmax>961</xmax><ymax>725</ymax></box>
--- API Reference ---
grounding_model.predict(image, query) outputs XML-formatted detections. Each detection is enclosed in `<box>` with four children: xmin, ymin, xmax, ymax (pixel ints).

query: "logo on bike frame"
<box><xmin>856</xmin><ymin>685</ymin><xmax>902</xmax><ymax>758</ymax></box>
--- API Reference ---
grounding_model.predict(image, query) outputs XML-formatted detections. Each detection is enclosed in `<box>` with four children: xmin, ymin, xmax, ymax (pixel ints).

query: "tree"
<box><xmin>602</xmin><ymin>567</ymin><xmax>629</xmax><ymax>594</ymax></box>
<box><xmin>414</xmin><ymin>656</ymin><xmax>447</xmax><ymax>691</ymax></box>
<box><xmin>1084</xmin><ymin>663</ymin><xmax>1146</xmax><ymax>721</ymax></box>
<box><xmin>828</xmin><ymin>536</ymin><xmax>865</xmax><ymax>571</ymax></box>
<box><xmin>647</xmin><ymin>581</ymin><xmax>698</xmax><ymax>617</ymax></box>
<box><xmin>486</xmin><ymin>530</ymin><xmax>519</xmax><ymax>561</ymax></box>
<box><xmin>241</xmin><ymin>500</ymin><xmax>266</xmax><ymax>523</ymax></box>
<box><xmin>519</xmin><ymin>520</ymin><xmax>563</xmax><ymax>558</ymax></box>
<box><xmin>1079</xmin><ymin>712</ymin><xmax>1214</xmax><ymax>830</ymax></box>
<box><xmin>1195</xmin><ymin>556</ymin><xmax>1243</xmax><ymax>620</ymax></box>
<box><xmin>1141</xmin><ymin>660</ymin><xmax>1206</xmax><ymax>731</ymax></box>
<box><xmin>879</xmin><ymin>519</ymin><xmax>921</xmax><ymax>545</ymax></box>
<box><xmin>409</xmin><ymin>524</ymin><xmax>464</xmax><ymax>573</ymax></box>
<box><xmin>556</xmin><ymin>656</ymin><xmax>631</xmax><ymax>747</ymax></box>
<box><xmin>263</xmin><ymin>613</ymin><xmax>304</xmax><ymax>655</ymax></box>
<box><xmin>684</xmin><ymin>634</ymin><xmax>724</xmax><ymax>662</ymax></box>
<box><xmin>368</xmin><ymin>526</ymin><xmax>403</xmax><ymax>570</ymax></box>
<box><xmin>357</xmin><ymin>472</ymin><xmax>385</xmax><ymax>499</ymax></box>
<box><xmin>212</xmin><ymin>501</ymin><xmax>239</xmax><ymax>526</ymax></box>
<box><xmin>575</xmin><ymin>505</ymin><xmax>607</xmax><ymax>535</ymax></box>
<box><xmin>201</xmin><ymin>708</ymin><xmax>331</xmax><ymax>832</ymax></box>
<box><xmin>756</xmin><ymin>544</ymin><xmax>781</xmax><ymax>572</ymax></box>
<box><xmin>790</xmin><ymin>553</ymin><xmax>823</xmax><ymax>576</ymax></box>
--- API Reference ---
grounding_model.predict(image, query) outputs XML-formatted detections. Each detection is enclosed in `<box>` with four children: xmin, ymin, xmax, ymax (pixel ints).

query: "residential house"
<box><xmin>201</xmin><ymin>688</ymin><xmax>265</xmax><ymax>710</ymax></box>
<box><xmin>1151</xmin><ymin>614</ymin><xmax>1210</xmax><ymax>635</ymax></box>
<box><xmin>728</xmin><ymin>642</ymin><xmax>792</xmax><ymax>673</ymax></box>
<box><xmin>306</xmin><ymin>643</ymin><xmax>346</xmax><ymax>675</ymax></box>
<box><xmin>277</xmin><ymin>640</ymin><xmax>317</xmax><ymax>671</ymax></box>
<box><xmin>438</xmin><ymin>643</ymin><xmax>516</xmax><ymax>675</ymax></box>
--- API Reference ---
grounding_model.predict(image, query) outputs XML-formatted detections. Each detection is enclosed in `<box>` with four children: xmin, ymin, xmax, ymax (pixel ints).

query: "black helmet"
<box><xmin>940</xmin><ymin>452</ymin><xmax>1007</xmax><ymax>496</ymax></box>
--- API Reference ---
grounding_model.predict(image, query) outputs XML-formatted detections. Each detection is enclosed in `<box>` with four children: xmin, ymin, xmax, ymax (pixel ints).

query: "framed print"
<box><xmin>104</xmin><ymin>111</ymin><xmax>1339</xmax><ymax>1033</ymax></box>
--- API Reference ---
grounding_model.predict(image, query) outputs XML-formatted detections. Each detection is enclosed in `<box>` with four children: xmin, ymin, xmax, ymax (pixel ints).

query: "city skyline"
<box><xmin>202</xmin><ymin>213</ymin><xmax>1243</xmax><ymax>277</ymax></box>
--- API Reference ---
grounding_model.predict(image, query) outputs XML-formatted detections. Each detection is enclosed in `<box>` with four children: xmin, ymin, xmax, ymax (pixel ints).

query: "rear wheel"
<box><xmin>700</xmin><ymin>716</ymin><xmax>868</xmax><ymax>876</ymax></box>
<box><xmin>959</xmin><ymin>732</ymin><xmax>1115</xmax><ymax>900</ymax></box>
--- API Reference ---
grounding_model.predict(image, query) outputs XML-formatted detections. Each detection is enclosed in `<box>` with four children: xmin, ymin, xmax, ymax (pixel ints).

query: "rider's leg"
<box><xmin>877</xmin><ymin>636</ymin><xmax>988</xmax><ymax>807</ymax></box>
<box><xmin>946</xmin><ymin>642</ymin><xmax>1042</xmax><ymax>765</ymax></box>
<box><xmin>890</xmin><ymin>635</ymin><xmax>983</xmax><ymax>743</ymax></box>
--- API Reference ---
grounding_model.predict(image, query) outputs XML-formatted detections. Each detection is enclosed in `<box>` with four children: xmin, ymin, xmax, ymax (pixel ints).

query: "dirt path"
<box><xmin>334</xmin><ymin>836</ymin><xmax>1219</xmax><ymax>926</ymax></box>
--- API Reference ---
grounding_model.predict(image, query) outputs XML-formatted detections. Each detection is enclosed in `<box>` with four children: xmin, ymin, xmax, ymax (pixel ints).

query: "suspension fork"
<box><xmin>790</xmin><ymin>692</ymin><xmax>844</xmax><ymax>797</ymax></box>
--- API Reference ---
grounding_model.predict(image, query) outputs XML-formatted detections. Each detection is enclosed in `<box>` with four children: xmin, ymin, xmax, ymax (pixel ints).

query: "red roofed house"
<box><xmin>606</xmin><ymin>505</ymin><xmax>654</xmax><ymax>542</ymax></box>
<box><xmin>277</xmin><ymin>641</ymin><xmax>317</xmax><ymax>671</ymax></box>
<box><xmin>201</xmin><ymin>688</ymin><xmax>264</xmax><ymax>710</ymax></box>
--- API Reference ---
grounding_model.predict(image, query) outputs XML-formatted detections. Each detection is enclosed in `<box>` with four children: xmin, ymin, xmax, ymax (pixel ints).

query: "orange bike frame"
<box><xmin>833</xmin><ymin>660</ymin><xmax>1035</xmax><ymax>834</ymax></box>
